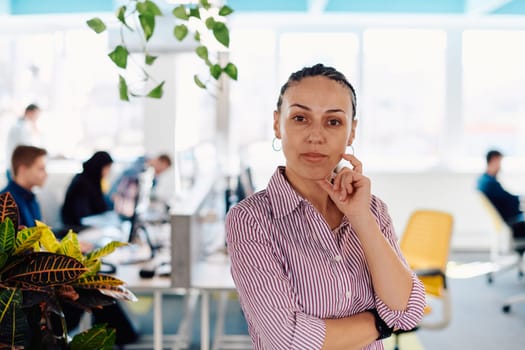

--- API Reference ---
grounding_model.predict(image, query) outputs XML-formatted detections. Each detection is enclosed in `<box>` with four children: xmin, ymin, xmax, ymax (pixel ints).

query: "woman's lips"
<box><xmin>301</xmin><ymin>152</ymin><xmax>327</xmax><ymax>162</ymax></box>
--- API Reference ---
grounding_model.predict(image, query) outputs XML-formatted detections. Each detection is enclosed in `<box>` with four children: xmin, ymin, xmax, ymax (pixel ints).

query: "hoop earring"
<box><xmin>348</xmin><ymin>144</ymin><xmax>355</xmax><ymax>156</ymax></box>
<box><xmin>272</xmin><ymin>138</ymin><xmax>282</xmax><ymax>152</ymax></box>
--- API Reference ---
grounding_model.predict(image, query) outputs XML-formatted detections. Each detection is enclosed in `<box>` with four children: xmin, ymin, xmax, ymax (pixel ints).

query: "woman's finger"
<box><xmin>341</xmin><ymin>154</ymin><xmax>363</xmax><ymax>174</ymax></box>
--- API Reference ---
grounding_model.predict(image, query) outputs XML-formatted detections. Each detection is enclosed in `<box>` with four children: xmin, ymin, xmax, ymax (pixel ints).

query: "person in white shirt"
<box><xmin>6</xmin><ymin>104</ymin><xmax>42</xmax><ymax>178</ymax></box>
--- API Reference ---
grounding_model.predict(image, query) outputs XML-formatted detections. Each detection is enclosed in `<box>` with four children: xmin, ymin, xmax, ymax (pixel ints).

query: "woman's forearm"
<box><xmin>322</xmin><ymin>311</ymin><xmax>378</xmax><ymax>350</ymax></box>
<box><xmin>352</xmin><ymin>214</ymin><xmax>413</xmax><ymax>310</ymax></box>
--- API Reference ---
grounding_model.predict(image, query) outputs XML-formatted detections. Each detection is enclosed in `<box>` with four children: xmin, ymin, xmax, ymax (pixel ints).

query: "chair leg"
<box><xmin>394</xmin><ymin>333</ymin><xmax>400</xmax><ymax>350</ymax></box>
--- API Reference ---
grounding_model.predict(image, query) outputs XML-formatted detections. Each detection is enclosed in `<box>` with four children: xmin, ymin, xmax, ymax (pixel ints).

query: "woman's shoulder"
<box><xmin>227</xmin><ymin>189</ymin><xmax>270</xmax><ymax>218</ymax></box>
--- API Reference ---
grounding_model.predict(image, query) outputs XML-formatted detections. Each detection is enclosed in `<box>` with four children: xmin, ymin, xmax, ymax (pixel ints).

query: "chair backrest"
<box><xmin>400</xmin><ymin>210</ymin><xmax>454</xmax><ymax>271</ymax></box>
<box><xmin>400</xmin><ymin>210</ymin><xmax>454</xmax><ymax>298</ymax></box>
<box><xmin>478</xmin><ymin>191</ymin><xmax>506</xmax><ymax>233</ymax></box>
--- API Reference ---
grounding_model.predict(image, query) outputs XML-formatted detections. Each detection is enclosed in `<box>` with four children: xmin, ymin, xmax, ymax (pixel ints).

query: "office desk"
<box><xmin>115</xmin><ymin>264</ymin><xmax>196</xmax><ymax>350</ymax></box>
<box><xmin>192</xmin><ymin>254</ymin><xmax>251</xmax><ymax>350</ymax></box>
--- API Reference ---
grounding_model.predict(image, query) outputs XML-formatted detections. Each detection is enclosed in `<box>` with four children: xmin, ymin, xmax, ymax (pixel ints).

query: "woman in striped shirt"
<box><xmin>225</xmin><ymin>63</ymin><xmax>426</xmax><ymax>349</ymax></box>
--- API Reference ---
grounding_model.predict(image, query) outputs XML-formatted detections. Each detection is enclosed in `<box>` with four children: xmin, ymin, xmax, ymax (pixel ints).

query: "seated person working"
<box><xmin>60</xmin><ymin>150</ymin><xmax>138</xmax><ymax>345</ymax></box>
<box><xmin>61</xmin><ymin>151</ymin><xmax>114</xmax><ymax>232</ymax></box>
<box><xmin>107</xmin><ymin>153</ymin><xmax>172</xmax><ymax>209</ymax></box>
<box><xmin>0</xmin><ymin>145</ymin><xmax>47</xmax><ymax>228</ymax></box>
<box><xmin>477</xmin><ymin>149</ymin><xmax>525</xmax><ymax>239</ymax></box>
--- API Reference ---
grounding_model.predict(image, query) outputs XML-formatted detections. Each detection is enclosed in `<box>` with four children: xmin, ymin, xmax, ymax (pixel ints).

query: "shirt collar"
<box><xmin>8</xmin><ymin>180</ymin><xmax>35</xmax><ymax>201</ymax></box>
<box><xmin>267</xmin><ymin>166</ymin><xmax>306</xmax><ymax>219</ymax></box>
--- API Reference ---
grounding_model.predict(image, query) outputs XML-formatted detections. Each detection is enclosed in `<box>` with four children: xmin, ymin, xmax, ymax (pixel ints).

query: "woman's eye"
<box><xmin>328</xmin><ymin>119</ymin><xmax>342</xmax><ymax>126</ymax></box>
<box><xmin>292</xmin><ymin>115</ymin><xmax>306</xmax><ymax>122</ymax></box>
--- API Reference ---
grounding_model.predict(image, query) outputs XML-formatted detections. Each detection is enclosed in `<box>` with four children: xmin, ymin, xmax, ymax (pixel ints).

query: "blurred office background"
<box><xmin>1</xmin><ymin>1</ymin><xmax>525</xmax><ymax>348</ymax></box>
<box><xmin>2</xmin><ymin>0</ymin><xmax>525</xmax><ymax>250</ymax></box>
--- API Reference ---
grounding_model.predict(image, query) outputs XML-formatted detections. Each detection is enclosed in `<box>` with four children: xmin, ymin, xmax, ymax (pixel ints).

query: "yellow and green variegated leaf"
<box><xmin>2</xmin><ymin>252</ymin><xmax>87</xmax><ymax>287</ymax></box>
<box><xmin>0</xmin><ymin>289</ymin><xmax>26</xmax><ymax>347</ymax></box>
<box><xmin>98</xmin><ymin>285</ymin><xmax>137</xmax><ymax>302</ymax></box>
<box><xmin>70</xmin><ymin>323</ymin><xmax>116</xmax><ymax>350</ymax></box>
<box><xmin>38</xmin><ymin>222</ymin><xmax>61</xmax><ymax>253</ymax></box>
<box><xmin>0</xmin><ymin>192</ymin><xmax>19</xmax><ymax>231</ymax></box>
<box><xmin>73</xmin><ymin>274</ymin><xmax>125</xmax><ymax>288</ymax></box>
<box><xmin>83</xmin><ymin>259</ymin><xmax>102</xmax><ymax>276</ymax></box>
<box><xmin>0</xmin><ymin>217</ymin><xmax>15</xmax><ymax>256</ymax></box>
<box><xmin>57</xmin><ymin>231</ymin><xmax>84</xmax><ymax>263</ymax></box>
<box><xmin>0</xmin><ymin>288</ymin><xmax>18</xmax><ymax>324</ymax></box>
<box><xmin>13</xmin><ymin>226</ymin><xmax>43</xmax><ymax>255</ymax></box>
<box><xmin>85</xmin><ymin>241</ymin><xmax>127</xmax><ymax>265</ymax></box>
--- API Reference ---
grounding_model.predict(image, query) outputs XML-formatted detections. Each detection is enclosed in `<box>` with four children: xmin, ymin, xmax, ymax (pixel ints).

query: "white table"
<box><xmin>192</xmin><ymin>255</ymin><xmax>251</xmax><ymax>350</ymax></box>
<box><xmin>116</xmin><ymin>264</ymin><xmax>195</xmax><ymax>350</ymax></box>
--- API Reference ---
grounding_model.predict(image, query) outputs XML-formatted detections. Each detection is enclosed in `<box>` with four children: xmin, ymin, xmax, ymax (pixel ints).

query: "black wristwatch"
<box><xmin>367</xmin><ymin>308</ymin><xmax>393</xmax><ymax>340</ymax></box>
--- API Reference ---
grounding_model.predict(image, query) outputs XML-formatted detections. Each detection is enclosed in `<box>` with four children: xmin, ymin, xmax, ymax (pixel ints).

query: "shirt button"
<box><xmin>346</xmin><ymin>291</ymin><xmax>352</xmax><ymax>299</ymax></box>
<box><xmin>334</xmin><ymin>255</ymin><xmax>342</xmax><ymax>262</ymax></box>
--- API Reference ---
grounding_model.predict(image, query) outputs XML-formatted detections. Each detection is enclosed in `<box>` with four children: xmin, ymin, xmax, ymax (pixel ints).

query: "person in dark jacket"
<box><xmin>61</xmin><ymin>151</ymin><xmax>113</xmax><ymax>231</ymax></box>
<box><xmin>477</xmin><ymin>149</ymin><xmax>525</xmax><ymax>239</ymax></box>
<box><xmin>60</xmin><ymin>151</ymin><xmax>139</xmax><ymax>346</ymax></box>
<box><xmin>0</xmin><ymin>145</ymin><xmax>47</xmax><ymax>228</ymax></box>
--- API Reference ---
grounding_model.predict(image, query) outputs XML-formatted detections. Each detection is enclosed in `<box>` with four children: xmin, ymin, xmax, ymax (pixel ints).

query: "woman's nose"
<box><xmin>306</xmin><ymin>125</ymin><xmax>324</xmax><ymax>143</ymax></box>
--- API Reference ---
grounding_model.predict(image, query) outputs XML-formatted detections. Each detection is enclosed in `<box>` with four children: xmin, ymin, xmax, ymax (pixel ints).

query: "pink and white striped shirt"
<box><xmin>226</xmin><ymin>167</ymin><xmax>426</xmax><ymax>350</ymax></box>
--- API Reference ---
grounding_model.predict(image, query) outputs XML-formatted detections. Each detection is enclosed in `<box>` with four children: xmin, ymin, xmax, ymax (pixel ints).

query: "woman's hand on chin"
<box><xmin>317</xmin><ymin>154</ymin><xmax>372</xmax><ymax>220</ymax></box>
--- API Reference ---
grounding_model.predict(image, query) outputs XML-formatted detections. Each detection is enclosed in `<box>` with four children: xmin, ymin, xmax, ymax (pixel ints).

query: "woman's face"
<box><xmin>274</xmin><ymin>76</ymin><xmax>356</xmax><ymax>181</ymax></box>
<box><xmin>101</xmin><ymin>164</ymin><xmax>112</xmax><ymax>179</ymax></box>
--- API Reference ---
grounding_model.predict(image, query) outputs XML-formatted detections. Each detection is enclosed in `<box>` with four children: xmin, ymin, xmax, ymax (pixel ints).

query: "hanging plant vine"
<box><xmin>86</xmin><ymin>0</ymin><xmax>237</xmax><ymax>100</ymax></box>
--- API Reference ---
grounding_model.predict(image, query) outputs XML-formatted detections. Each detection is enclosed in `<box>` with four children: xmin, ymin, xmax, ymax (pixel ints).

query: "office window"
<box><xmin>229</xmin><ymin>29</ymin><xmax>277</xmax><ymax>150</ymax></box>
<box><xmin>462</xmin><ymin>30</ymin><xmax>525</xmax><ymax>158</ymax></box>
<box><xmin>278</xmin><ymin>32</ymin><xmax>360</xmax><ymax>88</ymax></box>
<box><xmin>361</xmin><ymin>29</ymin><xmax>446</xmax><ymax>170</ymax></box>
<box><xmin>0</xmin><ymin>29</ymin><xmax>145</xmax><ymax>163</ymax></box>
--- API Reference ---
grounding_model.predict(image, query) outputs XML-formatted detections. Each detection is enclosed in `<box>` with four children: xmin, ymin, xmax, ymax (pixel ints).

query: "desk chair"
<box><xmin>392</xmin><ymin>210</ymin><xmax>454</xmax><ymax>350</ymax></box>
<box><xmin>478</xmin><ymin>192</ymin><xmax>525</xmax><ymax>284</ymax></box>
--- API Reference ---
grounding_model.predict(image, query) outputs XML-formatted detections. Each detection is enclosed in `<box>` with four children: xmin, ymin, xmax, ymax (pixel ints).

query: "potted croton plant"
<box><xmin>0</xmin><ymin>192</ymin><xmax>136</xmax><ymax>349</ymax></box>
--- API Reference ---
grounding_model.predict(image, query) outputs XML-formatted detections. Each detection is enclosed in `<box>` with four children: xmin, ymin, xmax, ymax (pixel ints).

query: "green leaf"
<box><xmin>86</xmin><ymin>17</ymin><xmax>106</xmax><ymax>34</ymax></box>
<box><xmin>199</xmin><ymin>0</ymin><xmax>211</xmax><ymax>10</ymax></box>
<box><xmin>147</xmin><ymin>82</ymin><xmax>165</xmax><ymax>98</ymax></box>
<box><xmin>108</xmin><ymin>45</ymin><xmax>129</xmax><ymax>69</ymax></box>
<box><xmin>0</xmin><ymin>289</ymin><xmax>26</xmax><ymax>347</ymax></box>
<box><xmin>145</xmin><ymin>54</ymin><xmax>157</xmax><ymax>65</ymax></box>
<box><xmin>116</xmin><ymin>6</ymin><xmax>133</xmax><ymax>31</ymax></box>
<box><xmin>0</xmin><ymin>252</ymin><xmax>7</xmax><ymax>270</ymax></box>
<box><xmin>0</xmin><ymin>217</ymin><xmax>15</xmax><ymax>256</ymax></box>
<box><xmin>136</xmin><ymin>0</ymin><xmax>162</xmax><ymax>16</ymax></box>
<box><xmin>71</xmin><ymin>324</ymin><xmax>116</xmax><ymax>350</ymax></box>
<box><xmin>195</xmin><ymin>46</ymin><xmax>208</xmax><ymax>61</ymax></box>
<box><xmin>194</xmin><ymin>30</ymin><xmax>201</xmax><ymax>42</ymax></box>
<box><xmin>174</xmin><ymin>24</ymin><xmax>188</xmax><ymax>41</ymax></box>
<box><xmin>1</xmin><ymin>252</ymin><xmax>88</xmax><ymax>287</ymax></box>
<box><xmin>172</xmin><ymin>5</ymin><xmax>189</xmax><ymax>20</ymax></box>
<box><xmin>212</xmin><ymin>21</ymin><xmax>230</xmax><ymax>47</ymax></box>
<box><xmin>73</xmin><ymin>274</ymin><xmax>126</xmax><ymax>288</ymax></box>
<box><xmin>13</xmin><ymin>226</ymin><xmax>42</xmax><ymax>255</ymax></box>
<box><xmin>119</xmin><ymin>75</ymin><xmax>130</xmax><ymax>101</ymax></box>
<box><xmin>210</xmin><ymin>64</ymin><xmax>222</xmax><ymax>80</ymax></box>
<box><xmin>194</xmin><ymin>75</ymin><xmax>206</xmax><ymax>89</ymax></box>
<box><xmin>223</xmin><ymin>62</ymin><xmax>238</xmax><ymax>80</ymax></box>
<box><xmin>205</xmin><ymin>17</ymin><xmax>216</xmax><ymax>30</ymax></box>
<box><xmin>139</xmin><ymin>14</ymin><xmax>155</xmax><ymax>41</ymax></box>
<box><xmin>85</xmin><ymin>241</ymin><xmax>127</xmax><ymax>265</ymax></box>
<box><xmin>57</xmin><ymin>231</ymin><xmax>84</xmax><ymax>263</ymax></box>
<box><xmin>189</xmin><ymin>7</ymin><xmax>201</xmax><ymax>19</ymax></box>
<box><xmin>219</xmin><ymin>5</ymin><xmax>234</xmax><ymax>16</ymax></box>
<box><xmin>0</xmin><ymin>192</ymin><xmax>19</xmax><ymax>231</ymax></box>
<box><xmin>38</xmin><ymin>222</ymin><xmax>60</xmax><ymax>253</ymax></box>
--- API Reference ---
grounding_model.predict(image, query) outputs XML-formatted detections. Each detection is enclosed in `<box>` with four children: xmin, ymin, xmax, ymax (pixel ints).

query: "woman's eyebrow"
<box><xmin>289</xmin><ymin>103</ymin><xmax>346</xmax><ymax>114</ymax></box>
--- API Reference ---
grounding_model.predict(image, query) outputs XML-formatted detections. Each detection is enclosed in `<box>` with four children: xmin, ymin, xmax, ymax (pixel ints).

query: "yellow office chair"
<box><xmin>478</xmin><ymin>192</ymin><xmax>524</xmax><ymax>284</ymax></box>
<box><xmin>392</xmin><ymin>210</ymin><xmax>454</xmax><ymax>350</ymax></box>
